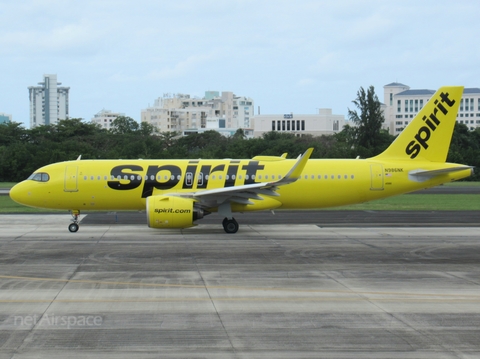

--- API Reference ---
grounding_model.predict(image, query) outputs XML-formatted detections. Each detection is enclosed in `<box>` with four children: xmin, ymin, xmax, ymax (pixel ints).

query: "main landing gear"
<box><xmin>68</xmin><ymin>210</ymin><xmax>80</xmax><ymax>233</ymax></box>
<box><xmin>218</xmin><ymin>203</ymin><xmax>238</xmax><ymax>234</ymax></box>
<box><xmin>222</xmin><ymin>217</ymin><xmax>239</xmax><ymax>234</ymax></box>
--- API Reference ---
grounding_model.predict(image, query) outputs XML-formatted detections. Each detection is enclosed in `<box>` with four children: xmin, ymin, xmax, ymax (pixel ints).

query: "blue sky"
<box><xmin>1</xmin><ymin>0</ymin><xmax>479</xmax><ymax>127</ymax></box>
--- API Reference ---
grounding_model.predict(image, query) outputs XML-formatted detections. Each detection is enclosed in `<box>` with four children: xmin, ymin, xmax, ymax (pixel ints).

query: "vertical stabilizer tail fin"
<box><xmin>373</xmin><ymin>86</ymin><xmax>463</xmax><ymax>162</ymax></box>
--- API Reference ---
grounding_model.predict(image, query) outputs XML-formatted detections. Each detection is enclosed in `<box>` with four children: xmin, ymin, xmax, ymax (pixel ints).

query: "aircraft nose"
<box><xmin>9</xmin><ymin>182</ymin><xmax>29</xmax><ymax>206</ymax></box>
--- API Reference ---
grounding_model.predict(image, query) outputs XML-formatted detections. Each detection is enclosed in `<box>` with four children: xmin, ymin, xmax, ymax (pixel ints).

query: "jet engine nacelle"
<box><xmin>146</xmin><ymin>195</ymin><xmax>202</xmax><ymax>229</ymax></box>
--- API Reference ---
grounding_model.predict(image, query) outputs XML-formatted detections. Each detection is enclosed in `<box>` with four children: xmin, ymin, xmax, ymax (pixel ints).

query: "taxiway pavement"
<box><xmin>82</xmin><ymin>210</ymin><xmax>480</xmax><ymax>227</ymax></box>
<box><xmin>0</xmin><ymin>214</ymin><xmax>479</xmax><ymax>358</ymax></box>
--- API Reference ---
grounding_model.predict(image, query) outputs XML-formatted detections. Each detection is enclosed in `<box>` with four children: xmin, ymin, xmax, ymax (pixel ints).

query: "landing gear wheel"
<box><xmin>69</xmin><ymin>210</ymin><xmax>80</xmax><ymax>233</ymax></box>
<box><xmin>68</xmin><ymin>223</ymin><xmax>79</xmax><ymax>233</ymax></box>
<box><xmin>222</xmin><ymin>218</ymin><xmax>239</xmax><ymax>234</ymax></box>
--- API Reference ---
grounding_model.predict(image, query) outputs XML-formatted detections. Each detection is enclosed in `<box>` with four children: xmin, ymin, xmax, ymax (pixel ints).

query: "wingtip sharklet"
<box><xmin>278</xmin><ymin>147</ymin><xmax>314</xmax><ymax>183</ymax></box>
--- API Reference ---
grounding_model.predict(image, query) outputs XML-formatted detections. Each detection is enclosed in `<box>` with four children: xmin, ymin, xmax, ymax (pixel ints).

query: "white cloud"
<box><xmin>0</xmin><ymin>22</ymin><xmax>103</xmax><ymax>56</ymax></box>
<box><xmin>147</xmin><ymin>52</ymin><xmax>218</xmax><ymax>80</ymax></box>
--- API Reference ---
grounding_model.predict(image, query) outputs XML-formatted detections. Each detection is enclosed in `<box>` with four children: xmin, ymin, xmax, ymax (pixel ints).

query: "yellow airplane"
<box><xmin>10</xmin><ymin>86</ymin><xmax>473</xmax><ymax>233</ymax></box>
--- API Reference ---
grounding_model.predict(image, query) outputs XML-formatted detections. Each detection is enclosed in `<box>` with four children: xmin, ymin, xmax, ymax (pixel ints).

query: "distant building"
<box><xmin>141</xmin><ymin>91</ymin><xmax>254</xmax><ymax>135</ymax></box>
<box><xmin>91</xmin><ymin>109</ymin><xmax>125</xmax><ymax>130</ymax></box>
<box><xmin>28</xmin><ymin>74</ymin><xmax>70</xmax><ymax>128</ymax></box>
<box><xmin>0</xmin><ymin>113</ymin><xmax>12</xmax><ymax>124</ymax></box>
<box><xmin>383</xmin><ymin>82</ymin><xmax>480</xmax><ymax>135</ymax></box>
<box><xmin>252</xmin><ymin>109</ymin><xmax>346</xmax><ymax>138</ymax></box>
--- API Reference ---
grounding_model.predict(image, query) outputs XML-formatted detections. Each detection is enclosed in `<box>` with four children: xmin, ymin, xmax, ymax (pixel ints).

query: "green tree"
<box><xmin>232</xmin><ymin>128</ymin><xmax>246</xmax><ymax>140</ymax></box>
<box><xmin>348</xmin><ymin>85</ymin><xmax>387</xmax><ymax>157</ymax></box>
<box><xmin>0</xmin><ymin>122</ymin><xmax>36</xmax><ymax>181</ymax></box>
<box><xmin>159</xmin><ymin>132</ymin><xmax>178</xmax><ymax>149</ymax></box>
<box><xmin>174</xmin><ymin>131</ymin><xmax>228</xmax><ymax>158</ymax></box>
<box><xmin>139</xmin><ymin>121</ymin><xmax>157</xmax><ymax>137</ymax></box>
<box><xmin>56</xmin><ymin>118</ymin><xmax>101</xmax><ymax>137</ymax></box>
<box><xmin>110</xmin><ymin>116</ymin><xmax>139</xmax><ymax>134</ymax></box>
<box><xmin>0</xmin><ymin>122</ymin><xmax>28</xmax><ymax>146</ymax></box>
<box><xmin>448</xmin><ymin>123</ymin><xmax>480</xmax><ymax>180</ymax></box>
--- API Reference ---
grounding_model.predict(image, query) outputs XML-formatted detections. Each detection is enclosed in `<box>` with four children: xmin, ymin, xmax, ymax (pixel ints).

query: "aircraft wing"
<box><xmin>174</xmin><ymin>148</ymin><xmax>313</xmax><ymax>208</ymax></box>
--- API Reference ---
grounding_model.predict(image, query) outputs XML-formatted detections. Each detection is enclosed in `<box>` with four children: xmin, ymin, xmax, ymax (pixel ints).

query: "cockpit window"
<box><xmin>27</xmin><ymin>172</ymin><xmax>50</xmax><ymax>182</ymax></box>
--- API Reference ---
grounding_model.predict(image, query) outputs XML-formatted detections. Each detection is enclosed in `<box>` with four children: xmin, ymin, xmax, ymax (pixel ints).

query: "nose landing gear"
<box><xmin>68</xmin><ymin>210</ymin><xmax>80</xmax><ymax>232</ymax></box>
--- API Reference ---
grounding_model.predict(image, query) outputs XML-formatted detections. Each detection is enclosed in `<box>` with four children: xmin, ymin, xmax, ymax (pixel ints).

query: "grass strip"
<box><xmin>0</xmin><ymin>182</ymin><xmax>17</xmax><ymax>189</ymax></box>
<box><xmin>330</xmin><ymin>194</ymin><xmax>480</xmax><ymax>211</ymax></box>
<box><xmin>2</xmin><ymin>194</ymin><xmax>480</xmax><ymax>213</ymax></box>
<box><xmin>0</xmin><ymin>196</ymin><xmax>64</xmax><ymax>213</ymax></box>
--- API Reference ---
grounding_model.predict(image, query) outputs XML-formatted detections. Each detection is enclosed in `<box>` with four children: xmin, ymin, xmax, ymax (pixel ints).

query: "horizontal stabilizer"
<box><xmin>409</xmin><ymin>166</ymin><xmax>473</xmax><ymax>177</ymax></box>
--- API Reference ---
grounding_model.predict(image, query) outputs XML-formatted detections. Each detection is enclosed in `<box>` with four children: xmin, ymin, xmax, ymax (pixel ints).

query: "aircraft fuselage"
<box><xmin>12</xmin><ymin>157</ymin><xmax>471</xmax><ymax>212</ymax></box>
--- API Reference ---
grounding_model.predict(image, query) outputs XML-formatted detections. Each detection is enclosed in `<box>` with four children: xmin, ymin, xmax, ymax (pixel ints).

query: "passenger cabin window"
<box><xmin>28</xmin><ymin>172</ymin><xmax>50</xmax><ymax>182</ymax></box>
<box><xmin>185</xmin><ymin>172</ymin><xmax>193</xmax><ymax>186</ymax></box>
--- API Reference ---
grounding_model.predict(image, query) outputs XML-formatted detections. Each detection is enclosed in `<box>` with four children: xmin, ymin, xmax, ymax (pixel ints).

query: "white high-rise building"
<box><xmin>28</xmin><ymin>74</ymin><xmax>70</xmax><ymax>128</ymax></box>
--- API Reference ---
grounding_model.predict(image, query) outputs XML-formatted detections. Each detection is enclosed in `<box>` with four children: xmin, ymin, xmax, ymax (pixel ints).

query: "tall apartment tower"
<box><xmin>28</xmin><ymin>74</ymin><xmax>70</xmax><ymax>127</ymax></box>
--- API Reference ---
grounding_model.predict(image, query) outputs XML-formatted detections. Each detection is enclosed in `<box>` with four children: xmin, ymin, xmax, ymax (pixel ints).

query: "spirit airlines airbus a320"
<box><xmin>10</xmin><ymin>86</ymin><xmax>473</xmax><ymax>233</ymax></box>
